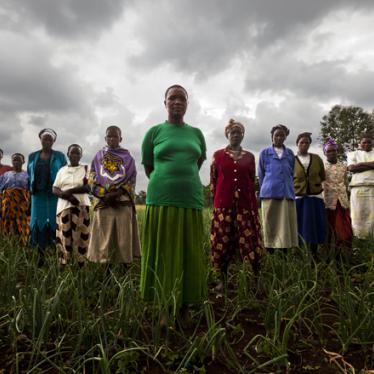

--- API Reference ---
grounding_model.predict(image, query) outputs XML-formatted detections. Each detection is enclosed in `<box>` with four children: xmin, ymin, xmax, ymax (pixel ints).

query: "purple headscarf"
<box><xmin>90</xmin><ymin>146</ymin><xmax>136</xmax><ymax>195</ymax></box>
<box><xmin>323</xmin><ymin>138</ymin><xmax>338</xmax><ymax>154</ymax></box>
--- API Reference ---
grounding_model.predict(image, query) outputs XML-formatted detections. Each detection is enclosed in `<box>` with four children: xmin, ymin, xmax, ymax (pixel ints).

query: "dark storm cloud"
<box><xmin>0</xmin><ymin>35</ymin><xmax>88</xmax><ymax>113</ymax></box>
<box><xmin>0</xmin><ymin>0</ymin><xmax>129</xmax><ymax>39</ymax></box>
<box><xmin>245</xmin><ymin>57</ymin><xmax>374</xmax><ymax>109</ymax></box>
<box><xmin>129</xmin><ymin>0</ymin><xmax>374</xmax><ymax>75</ymax></box>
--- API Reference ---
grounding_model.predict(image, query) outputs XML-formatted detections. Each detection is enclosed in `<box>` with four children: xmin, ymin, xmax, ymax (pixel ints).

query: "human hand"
<box><xmin>68</xmin><ymin>195</ymin><xmax>80</xmax><ymax>206</ymax></box>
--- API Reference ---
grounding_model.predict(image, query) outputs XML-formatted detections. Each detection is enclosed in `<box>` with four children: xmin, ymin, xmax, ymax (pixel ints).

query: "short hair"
<box><xmin>296</xmin><ymin>132</ymin><xmax>312</xmax><ymax>145</ymax></box>
<box><xmin>106</xmin><ymin>125</ymin><xmax>122</xmax><ymax>136</ymax></box>
<box><xmin>271</xmin><ymin>124</ymin><xmax>290</xmax><ymax>138</ymax></box>
<box><xmin>67</xmin><ymin>144</ymin><xmax>83</xmax><ymax>154</ymax></box>
<box><xmin>164</xmin><ymin>85</ymin><xmax>188</xmax><ymax>99</ymax></box>
<box><xmin>0</xmin><ymin>148</ymin><xmax>3</xmax><ymax>156</ymax></box>
<box><xmin>11</xmin><ymin>153</ymin><xmax>25</xmax><ymax>163</ymax></box>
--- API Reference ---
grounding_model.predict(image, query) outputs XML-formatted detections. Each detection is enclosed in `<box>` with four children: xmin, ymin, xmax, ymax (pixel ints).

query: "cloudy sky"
<box><xmin>1</xmin><ymin>0</ymin><xmax>374</xmax><ymax>190</ymax></box>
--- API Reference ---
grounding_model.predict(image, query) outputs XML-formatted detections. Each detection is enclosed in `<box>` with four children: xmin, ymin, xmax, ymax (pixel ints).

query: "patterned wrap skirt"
<box><xmin>296</xmin><ymin>196</ymin><xmax>327</xmax><ymax>245</ymax></box>
<box><xmin>261</xmin><ymin>198</ymin><xmax>298</xmax><ymax>249</ymax></box>
<box><xmin>210</xmin><ymin>207</ymin><xmax>263</xmax><ymax>271</ymax></box>
<box><xmin>1</xmin><ymin>188</ymin><xmax>30</xmax><ymax>245</ymax></box>
<box><xmin>140</xmin><ymin>205</ymin><xmax>207</xmax><ymax>306</ymax></box>
<box><xmin>56</xmin><ymin>205</ymin><xmax>90</xmax><ymax>264</ymax></box>
<box><xmin>350</xmin><ymin>186</ymin><xmax>374</xmax><ymax>239</ymax></box>
<box><xmin>326</xmin><ymin>200</ymin><xmax>352</xmax><ymax>248</ymax></box>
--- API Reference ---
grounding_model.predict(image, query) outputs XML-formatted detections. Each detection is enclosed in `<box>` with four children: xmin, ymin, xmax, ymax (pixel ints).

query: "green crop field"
<box><xmin>0</xmin><ymin>209</ymin><xmax>373</xmax><ymax>373</ymax></box>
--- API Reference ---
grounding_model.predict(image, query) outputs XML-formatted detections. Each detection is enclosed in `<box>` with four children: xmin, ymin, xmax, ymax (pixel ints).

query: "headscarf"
<box><xmin>225</xmin><ymin>119</ymin><xmax>245</xmax><ymax>138</ymax></box>
<box><xmin>90</xmin><ymin>146</ymin><xmax>136</xmax><ymax>197</ymax></box>
<box><xmin>39</xmin><ymin>128</ymin><xmax>57</xmax><ymax>141</ymax></box>
<box><xmin>323</xmin><ymin>138</ymin><xmax>338</xmax><ymax>154</ymax></box>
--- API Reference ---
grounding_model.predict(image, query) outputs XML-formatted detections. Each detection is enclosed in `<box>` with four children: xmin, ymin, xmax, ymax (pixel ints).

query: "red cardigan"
<box><xmin>210</xmin><ymin>148</ymin><xmax>258</xmax><ymax>209</ymax></box>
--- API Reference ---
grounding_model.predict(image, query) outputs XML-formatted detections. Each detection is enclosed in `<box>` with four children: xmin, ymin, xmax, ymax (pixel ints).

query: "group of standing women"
<box><xmin>1</xmin><ymin>84</ymin><xmax>374</xmax><ymax>324</ymax></box>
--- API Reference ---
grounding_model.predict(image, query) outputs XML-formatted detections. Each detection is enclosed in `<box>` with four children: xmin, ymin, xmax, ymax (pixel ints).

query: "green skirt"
<box><xmin>140</xmin><ymin>205</ymin><xmax>207</xmax><ymax>306</ymax></box>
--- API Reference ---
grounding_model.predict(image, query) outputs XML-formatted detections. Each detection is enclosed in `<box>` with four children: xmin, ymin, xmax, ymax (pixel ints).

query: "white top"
<box><xmin>274</xmin><ymin>146</ymin><xmax>284</xmax><ymax>158</ymax></box>
<box><xmin>347</xmin><ymin>149</ymin><xmax>374</xmax><ymax>187</ymax></box>
<box><xmin>297</xmin><ymin>153</ymin><xmax>311</xmax><ymax>172</ymax></box>
<box><xmin>53</xmin><ymin>165</ymin><xmax>91</xmax><ymax>215</ymax></box>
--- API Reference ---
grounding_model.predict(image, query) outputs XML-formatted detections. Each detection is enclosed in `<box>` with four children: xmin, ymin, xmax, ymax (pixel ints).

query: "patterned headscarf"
<box><xmin>323</xmin><ymin>138</ymin><xmax>338</xmax><ymax>154</ymax></box>
<box><xmin>225</xmin><ymin>119</ymin><xmax>245</xmax><ymax>138</ymax></box>
<box><xmin>39</xmin><ymin>128</ymin><xmax>57</xmax><ymax>141</ymax></box>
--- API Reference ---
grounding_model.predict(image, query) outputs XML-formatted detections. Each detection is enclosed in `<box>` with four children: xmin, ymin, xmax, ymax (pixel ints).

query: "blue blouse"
<box><xmin>258</xmin><ymin>146</ymin><xmax>295</xmax><ymax>200</ymax></box>
<box><xmin>27</xmin><ymin>150</ymin><xmax>67</xmax><ymax>194</ymax></box>
<box><xmin>0</xmin><ymin>171</ymin><xmax>29</xmax><ymax>191</ymax></box>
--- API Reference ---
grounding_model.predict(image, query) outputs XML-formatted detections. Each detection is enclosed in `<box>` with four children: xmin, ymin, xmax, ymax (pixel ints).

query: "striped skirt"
<box><xmin>350</xmin><ymin>186</ymin><xmax>374</xmax><ymax>238</ymax></box>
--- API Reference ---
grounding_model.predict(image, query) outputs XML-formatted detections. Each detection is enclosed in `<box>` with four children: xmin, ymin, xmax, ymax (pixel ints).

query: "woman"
<box><xmin>140</xmin><ymin>85</ymin><xmax>207</xmax><ymax>319</ymax></box>
<box><xmin>323</xmin><ymin>138</ymin><xmax>352</xmax><ymax>248</ymax></box>
<box><xmin>347</xmin><ymin>133</ymin><xmax>374</xmax><ymax>238</ymax></box>
<box><xmin>258</xmin><ymin>124</ymin><xmax>298</xmax><ymax>251</ymax></box>
<box><xmin>27</xmin><ymin>128</ymin><xmax>67</xmax><ymax>252</ymax></box>
<box><xmin>210</xmin><ymin>119</ymin><xmax>263</xmax><ymax>290</ymax></box>
<box><xmin>53</xmin><ymin>144</ymin><xmax>91</xmax><ymax>265</ymax></box>
<box><xmin>87</xmin><ymin>126</ymin><xmax>140</xmax><ymax>264</ymax></box>
<box><xmin>0</xmin><ymin>153</ymin><xmax>30</xmax><ymax>244</ymax></box>
<box><xmin>0</xmin><ymin>149</ymin><xmax>12</xmax><ymax>175</ymax></box>
<box><xmin>294</xmin><ymin>132</ymin><xmax>326</xmax><ymax>254</ymax></box>
<box><xmin>0</xmin><ymin>148</ymin><xmax>12</xmax><ymax>230</ymax></box>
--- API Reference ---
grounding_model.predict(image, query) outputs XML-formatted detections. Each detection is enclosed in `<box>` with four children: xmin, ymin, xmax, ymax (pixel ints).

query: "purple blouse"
<box><xmin>0</xmin><ymin>171</ymin><xmax>29</xmax><ymax>191</ymax></box>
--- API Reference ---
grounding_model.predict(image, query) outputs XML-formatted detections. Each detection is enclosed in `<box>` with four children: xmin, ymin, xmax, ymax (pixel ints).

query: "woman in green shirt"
<box><xmin>141</xmin><ymin>85</ymin><xmax>207</xmax><ymax>324</ymax></box>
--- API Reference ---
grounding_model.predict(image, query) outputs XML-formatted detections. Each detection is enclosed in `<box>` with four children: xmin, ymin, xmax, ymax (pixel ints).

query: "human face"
<box><xmin>68</xmin><ymin>146</ymin><xmax>82</xmax><ymax>167</ymax></box>
<box><xmin>228</xmin><ymin>127</ymin><xmax>244</xmax><ymax>147</ymax></box>
<box><xmin>297</xmin><ymin>137</ymin><xmax>311</xmax><ymax>155</ymax></box>
<box><xmin>360</xmin><ymin>137</ymin><xmax>372</xmax><ymax>152</ymax></box>
<box><xmin>164</xmin><ymin>87</ymin><xmax>188</xmax><ymax>121</ymax></box>
<box><xmin>272</xmin><ymin>129</ymin><xmax>286</xmax><ymax>147</ymax></box>
<box><xmin>105</xmin><ymin>128</ymin><xmax>122</xmax><ymax>149</ymax></box>
<box><xmin>11</xmin><ymin>155</ymin><xmax>24</xmax><ymax>171</ymax></box>
<box><xmin>40</xmin><ymin>134</ymin><xmax>54</xmax><ymax>151</ymax></box>
<box><xmin>325</xmin><ymin>144</ymin><xmax>338</xmax><ymax>163</ymax></box>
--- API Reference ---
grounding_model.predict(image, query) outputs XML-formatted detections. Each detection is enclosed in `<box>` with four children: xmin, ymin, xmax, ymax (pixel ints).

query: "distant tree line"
<box><xmin>320</xmin><ymin>105</ymin><xmax>374</xmax><ymax>160</ymax></box>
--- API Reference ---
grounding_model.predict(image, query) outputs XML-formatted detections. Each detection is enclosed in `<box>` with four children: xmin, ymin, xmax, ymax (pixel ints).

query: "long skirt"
<box><xmin>1</xmin><ymin>188</ymin><xmax>30</xmax><ymax>245</ymax></box>
<box><xmin>261</xmin><ymin>199</ymin><xmax>298</xmax><ymax>249</ymax></box>
<box><xmin>140</xmin><ymin>205</ymin><xmax>207</xmax><ymax>306</ymax></box>
<box><xmin>326</xmin><ymin>201</ymin><xmax>352</xmax><ymax>249</ymax></box>
<box><xmin>87</xmin><ymin>205</ymin><xmax>140</xmax><ymax>263</ymax></box>
<box><xmin>56</xmin><ymin>205</ymin><xmax>91</xmax><ymax>264</ymax></box>
<box><xmin>29</xmin><ymin>191</ymin><xmax>58</xmax><ymax>249</ymax></box>
<box><xmin>350</xmin><ymin>186</ymin><xmax>374</xmax><ymax>238</ymax></box>
<box><xmin>296</xmin><ymin>196</ymin><xmax>327</xmax><ymax>245</ymax></box>
<box><xmin>210</xmin><ymin>207</ymin><xmax>263</xmax><ymax>271</ymax></box>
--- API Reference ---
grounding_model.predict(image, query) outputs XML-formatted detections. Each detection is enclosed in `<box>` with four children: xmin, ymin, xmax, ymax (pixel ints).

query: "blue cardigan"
<box><xmin>258</xmin><ymin>146</ymin><xmax>295</xmax><ymax>200</ymax></box>
<box><xmin>27</xmin><ymin>150</ymin><xmax>67</xmax><ymax>194</ymax></box>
